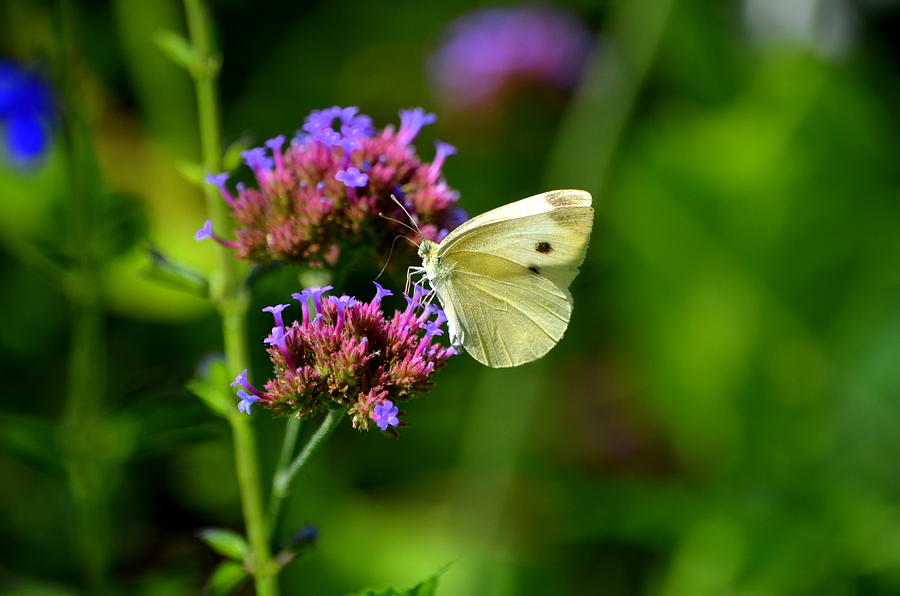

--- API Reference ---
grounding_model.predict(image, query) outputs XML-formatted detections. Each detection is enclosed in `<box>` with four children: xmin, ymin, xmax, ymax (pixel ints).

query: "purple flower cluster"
<box><xmin>0</xmin><ymin>61</ymin><xmax>54</xmax><ymax>166</ymax></box>
<box><xmin>430</xmin><ymin>4</ymin><xmax>593</xmax><ymax>109</ymax></box>
<box><xmin>202</xmin><ymin>106</ymin><xmax>466</xmax><ymax>266</ymax></box>
<box><xmin>230</xmin><ymin>282</ymin><xmax>456</xmax><ymax>433</ymax></box>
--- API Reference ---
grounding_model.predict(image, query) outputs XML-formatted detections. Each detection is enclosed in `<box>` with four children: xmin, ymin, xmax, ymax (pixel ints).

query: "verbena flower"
<box><xmin>231</xmin><ymin>282</ymin><xmax>456</xmax><ymax>434</ymax></box>
<box><xmin>204</xmin><ymin>106</ymin><xmax>466</xmax><ymax>266</ymax></box>
<box><xmin>0</xmin><ymin>60</ymin><xmax>54</xmax><ymax>166</ymax></box>
<box><xmin>429</xmin><ymin>4</ymin><xmax>593</xmax><ymax>110</ymax></box>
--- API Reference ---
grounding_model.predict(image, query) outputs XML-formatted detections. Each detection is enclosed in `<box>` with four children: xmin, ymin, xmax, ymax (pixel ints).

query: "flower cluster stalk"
<box><xmin>267</xmin><ymin>411</ymin><xmax>344</xmax><ymax>536</ymax></box>
<box><xmin>182</xmin><ymin>0</ymin><xmax>276</xmax><ymax>593</ymax></box>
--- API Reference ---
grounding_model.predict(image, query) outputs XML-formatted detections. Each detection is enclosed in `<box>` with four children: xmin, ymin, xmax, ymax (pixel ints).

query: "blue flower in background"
<box><xmin>0</xmin><ymin>60</ymin><xmax>54</xmax><ymax>167</ymax></box>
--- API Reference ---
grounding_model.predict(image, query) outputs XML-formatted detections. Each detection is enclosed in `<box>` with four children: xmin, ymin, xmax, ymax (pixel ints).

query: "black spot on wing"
<box><xmin>528</xmin><ymin>265</ymin><xmax>540</xmax><ymax>274</ymax></box>
<box><xmin>536</xmin><ymin>241</ymin><xmax>552</xmax><ymax>253</ymax></box>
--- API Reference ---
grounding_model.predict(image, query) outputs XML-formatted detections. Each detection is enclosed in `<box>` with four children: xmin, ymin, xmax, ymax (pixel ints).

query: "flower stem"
<box><xmin>182</xmin><ymin>0</ymin><xmax>276</xmax><ymax>593</ymax></box>
<box><xmin>268</xmin><ymin>411</ymin><xmax>344</xmax><ymax>536</ymax></box>
<box><xmin>265</xmin><ymin>417</ymin><xmax>301</xmax><ymax>537</ymax></box>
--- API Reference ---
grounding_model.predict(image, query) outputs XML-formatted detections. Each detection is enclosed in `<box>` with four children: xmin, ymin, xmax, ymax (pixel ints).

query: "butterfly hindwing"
<box><xmin>434</xmin><ymin>251</ymin><xmax>573</xmax><ymax>368</ymax></box>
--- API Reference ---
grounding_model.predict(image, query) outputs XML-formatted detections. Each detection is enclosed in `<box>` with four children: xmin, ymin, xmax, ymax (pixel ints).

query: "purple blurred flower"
<box><xmin>0</xmin><ymin>60</ymin><xmax>54</xmax><ymax>167</ymax></box>
<box><xmin>241</xmin><ymin>281</ymin><xmax>456</xmax><ymax>432</ymax></box>
<box><xmin>430</xmin><ymin>4</ymin><xmax>593</xmax><ymax>109</ymax></box>
<box><xmin>206</xmin><ymin>106</ymin><xmax>465</xmax><ymax>266</ymax></box>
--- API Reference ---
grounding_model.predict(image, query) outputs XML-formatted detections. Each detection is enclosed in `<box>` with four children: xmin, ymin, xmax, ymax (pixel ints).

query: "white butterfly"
<box><xmin>414</xmin><ymin>189</ymin><xmax>593</xmax><ymax>368</ymax></box>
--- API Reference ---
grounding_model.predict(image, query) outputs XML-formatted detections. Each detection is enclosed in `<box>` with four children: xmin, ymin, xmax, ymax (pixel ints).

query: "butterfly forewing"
<box><xmin>438</xmin><ymin>190</ymin><xmax>593</xmax><ymax>291</ymax></box>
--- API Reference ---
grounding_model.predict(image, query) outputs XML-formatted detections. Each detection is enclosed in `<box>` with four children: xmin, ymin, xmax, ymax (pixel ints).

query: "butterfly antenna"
<box><xmin>378</xmin><ymin>212</ymin><xmax>418</xmax><ymax>235</ymax></box>
<box><xmin>375</xmin><ymin>234</ymin><xmax>420</xmax><ymax>281</ymax></box>
<box><xmin>390</xmin><ymin>194</ymin><xmax>423</xmax><ymax>239</ymax></box>
<box><xmin>375</xmin><ymin>235</ymin><xmax>401</xmax><ymax>281</ymax></box>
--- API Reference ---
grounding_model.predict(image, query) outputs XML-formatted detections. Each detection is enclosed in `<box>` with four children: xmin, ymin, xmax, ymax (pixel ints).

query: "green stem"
<box><xmin>62</xmin><ymin>294</ymin><xmax>109</xmax><ymax>596</ymax></box>
<box><xmin>266</xmin><ymin>417</ymin><xmax>301</xmax><ymax>537</ymax></box>
<box><xmin>55</xmin><ymin>1</ymin><xmax>110</xmax><ymax>592</ymax></box>
<box><xmin>267</xmin><ymin>411</ymin><xmax>344</xmax><ymax>536</ymax></box>
<box><xmin>182</xmin><ymin>1</ymin><xmax>276</xmax><ymax>593</ymax></box>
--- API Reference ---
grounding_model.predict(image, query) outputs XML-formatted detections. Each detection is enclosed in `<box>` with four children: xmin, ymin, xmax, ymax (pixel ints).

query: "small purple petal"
<box><xmin>373</xmin><ymin>400</ymin><xmax>400</xmax><ymax>431</ymax></box>
<box><xmin>265</xmin><ymin>135</ymin><xmax>286</xmax><ymax>170</ymax></box>
<box><xmin>265</xmin><ymin>135</ymin><xmax>285</xmax><ymax>153</ymax></box>
<box><xmin>306</xmin><ymin>286</ymin><xmax>334</xmax><ymax>316</ymax></box>
<box><xmin>291</xmin><ymin>289</ymin><xmax>312</xmax><ymax>323</ymax></box>
<box><xmin>420</xmin><ymin>320</ymin><xmax>444</xmax><ymax>339</ymax></box>
<box><xmin>413</xmin><ymin>283</ymin><xmax>431</xmax><ymax>304</ymax></box>
<box><xmin>435</xmin><ymin>141</ymin><xmax>457</xmax><ymax>159</ymax></box>
<box><xmin>397</xmin><ymin>108</ymin><xmax>437</xmax><ymax>145</ymax></box>
<box><xmin>195</xmin><ymin>219</ymin><xmax>214</xmax><ymax>242</ymax></box>
<box><xmin>330</xmin><ymin>294</ymin><xmax>357</xmax><ymax>330</ymax></box>
<box><xmin>262</xmin><ymin>303</ymin><xmax>291</xmax><ymax>329</ymax></box>
<box><xmin>242</xmin><ymin>147</ymin><xmax>274</xmax><ymax>173</ymax></box>
<box><xmin>335</xmin><ymin>167</ymin><xmax>368</xmax><ymax>188</ymax></box>
<box><xmin>339</xmin><ymin>136</ymin><xmax>361</xmax><ymax>154</ymax></box>
<box><xmin>237</xmin><ymin>389</ymin><xmax>260</xmax><ymax>415</ymax></box>
<box><xmin>230</xmin><ymin>369</ymin><xmax>249</xmax><ymax>388</ymax></box>
<box><xmin>432</xmin><ymin>307</ymin><xmax>448</xmax><ymax>328</ymax></box>
<box><xmin>264</xmin><ymin>325</ymin><xmax>291</xmax><ymax>346</ymax></box>
<box><xmin>303</xmin><ymin>106</ymin><xmax>341</xmax><ymax>136</ymax></box>
<box><xmin>205</xmin><ymin>172</ymin><xmax>230</xmax><ymax>188</ymax></box>
<box><xmin>372</xmin><ymin>282</ymin><xmax>393</xmax><ymax>304</ymax></box>
<box><xmin>428</xmin><ymin>141</ymin><xmax>457</xmax><ymax>182</ymax></box>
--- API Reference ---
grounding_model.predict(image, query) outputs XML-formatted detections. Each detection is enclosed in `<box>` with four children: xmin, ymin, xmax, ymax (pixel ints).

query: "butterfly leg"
<box><xmin>405</xmin><ymin>266</ymin><xmax>427</xmax><ymax>295</ymax></box>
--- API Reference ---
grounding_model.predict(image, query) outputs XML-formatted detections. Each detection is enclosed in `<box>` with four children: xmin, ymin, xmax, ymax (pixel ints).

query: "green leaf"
<box><xmin>186</xmin><ymin>357</ymin><xmax>233</xmax><ymax>417</ymax></box>
<box><xmin>177</xmin><ymin>160</ymin><xmax>207</xmax><ymax>186</ymax></box>
<box><xmin>201</xmin><ymin>560</ymin><xmax>249</xmax><ymax>596</ymax></box>
<box><xmin>197</xmin><ymin>528</ymin><xmax>249</xmax><ymax>561</ymax></box>
<box><xmin>99</xmin><ymin>192</ymin><xmax>149</xmax><ymax>258</ymax></box>
<box><xmin>348</xmin><ymin>564</ymin><xmax>450</xmax><ymax>596</ymax></box>
<box><xmin>153</xmin><ymin>29</ymin><xmax>195</xmax><ymax>70</ymax></box>
<box><xmin>144</xmin><ymin>247</ymin><xmax>208</xmax><ymax>297</ymax></box>
<box><xmin>222</xmin><ymin>135</ymin><xmax>255</xmax><ymax>172</ymax></box>
<box><xmin>0</xmin><ymin>579</ymin><xmax>78</xmax><ymax>596</ymax></box>
<box><xmin>0</xmin><ymin>413</ymin><xmax>62</xmax><ymax>470</ymax></box>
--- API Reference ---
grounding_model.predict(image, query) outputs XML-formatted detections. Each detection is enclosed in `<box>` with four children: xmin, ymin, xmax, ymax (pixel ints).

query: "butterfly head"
<box><xmin>417</xmin><ymin>239</ymin><xmax>435</xmax><ymax>260</ymax></box>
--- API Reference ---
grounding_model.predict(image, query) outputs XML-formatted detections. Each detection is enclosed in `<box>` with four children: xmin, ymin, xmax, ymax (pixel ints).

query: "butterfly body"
<box><xmin>417</xmin><ymin>189</ymin><xmax>593</xmax><ymax>368</ymax></box>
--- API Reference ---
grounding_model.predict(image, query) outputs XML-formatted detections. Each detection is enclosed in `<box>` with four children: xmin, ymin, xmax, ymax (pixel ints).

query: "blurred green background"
<box><xmin>1</xmin><ymin>0</ymin><xmax>899</xmax><ymax>594</ymax></box>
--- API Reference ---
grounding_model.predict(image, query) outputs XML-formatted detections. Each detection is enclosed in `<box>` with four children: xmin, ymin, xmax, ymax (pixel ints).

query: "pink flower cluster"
<box><xmin>231</xmin><ymin>282</ymin><xmax>456</xmax><ymax>434</ymax></box>
<box><xmin>203</xmin><ymin>106</ymin><xmax>466</xmax><ymax>266</ymax></box>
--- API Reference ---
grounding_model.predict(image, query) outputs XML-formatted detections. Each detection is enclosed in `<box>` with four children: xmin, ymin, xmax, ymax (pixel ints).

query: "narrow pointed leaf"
<box><xmin>201</xmin><ymin>561</ymin><xmax>249</xmax><ymax>596</ymax></box>
<box><xmin>197</xmin><ymin>528</ymin><xmax>249</xmax><ymax>561</ymax></box>
<box><xmin>153</xmin><ymin>30</ymin><xmax>195</xmax><ymax>70</ymax></box>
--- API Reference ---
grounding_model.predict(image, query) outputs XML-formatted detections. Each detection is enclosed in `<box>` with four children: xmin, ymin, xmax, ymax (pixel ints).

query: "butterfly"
<box><xmin>413</xmin><ymin>189</ymin><xmax>593</xmax><ymax>368</ymax></box>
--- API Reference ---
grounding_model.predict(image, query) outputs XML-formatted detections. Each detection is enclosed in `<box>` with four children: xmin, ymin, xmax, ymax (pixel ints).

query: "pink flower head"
<box><xmin>206</xmin><ymin>106</ymin><xmax>466</xmax><ymax>267</ymax></box>
<box><xmin>241</xmin><ymin>281</ymin><xmax>456</xmax><ymax>433</ymax></box>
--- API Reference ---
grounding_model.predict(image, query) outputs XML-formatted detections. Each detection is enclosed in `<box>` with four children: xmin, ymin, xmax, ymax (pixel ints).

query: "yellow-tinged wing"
<box><xmin>433</xmin><ymin>252</ymin><xmax>573</xmax><ymax>368</ymax></box>
<box><xmin>439</xmin><ymin>189</ymin><xmax>593</xmax><ymax>291</ymax></box>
